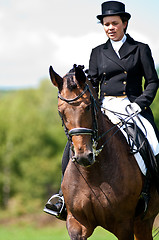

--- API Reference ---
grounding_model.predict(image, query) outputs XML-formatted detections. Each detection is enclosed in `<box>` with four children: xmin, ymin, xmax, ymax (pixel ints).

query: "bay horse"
<box><xmin>49</xmin><ymin>64</ymin><xmax>159</xmax><ymax>240</ymax></box>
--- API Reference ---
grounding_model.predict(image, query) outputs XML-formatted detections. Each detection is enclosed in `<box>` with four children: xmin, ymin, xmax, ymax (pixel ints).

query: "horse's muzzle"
<box><xmin>72</xmin><ymin>151</ymin><xmax>95</xmax><ymax>167</ymax></box>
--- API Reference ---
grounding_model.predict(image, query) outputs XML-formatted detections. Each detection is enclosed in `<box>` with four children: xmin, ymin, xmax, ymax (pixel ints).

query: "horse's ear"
<box><xmin>49</xmin><ymin>66</ymin><xmax>63</xmax><ymax>89</ymax></box>
<box><xmin>75</xmin><ymin>66</ymin><xmax>86</xmax><ymax>85</ymax></box>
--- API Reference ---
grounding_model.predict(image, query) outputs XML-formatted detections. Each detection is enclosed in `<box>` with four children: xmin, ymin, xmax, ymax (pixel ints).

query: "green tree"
<box><xmin>0</xmin><ymin>80</ymin><xmax>66</xmax><ymax>213</ymax></box>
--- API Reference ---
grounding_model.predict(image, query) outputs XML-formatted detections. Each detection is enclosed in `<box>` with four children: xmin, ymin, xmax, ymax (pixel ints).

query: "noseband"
<box><xmin>58</xmin><ymin>83</ymin><xmax>98</xmax><ymax>152</ymax></box>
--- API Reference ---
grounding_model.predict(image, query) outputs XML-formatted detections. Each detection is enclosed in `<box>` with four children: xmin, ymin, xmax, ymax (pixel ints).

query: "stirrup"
<box><xmin>43</xmin><ymin>194</ymin><xmax>65</xmax><ymax>217</ymax></box>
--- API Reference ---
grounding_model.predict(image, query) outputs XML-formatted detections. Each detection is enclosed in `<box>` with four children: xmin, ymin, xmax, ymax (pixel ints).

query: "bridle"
<box><xmin>58</xmin><ymin>79</ymin><xmax>143</xmax><ymax>159</ymax></box>
<box><xmin>58</xmin><ymin>83</ymin><xmax>99</xmax><ymax>156</ymax></box>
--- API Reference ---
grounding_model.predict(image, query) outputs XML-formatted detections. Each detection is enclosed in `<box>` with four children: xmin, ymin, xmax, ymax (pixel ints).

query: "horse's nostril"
<box><xmin>88</xmin><ymin>152</ymin><xmax>93</xmax><ymax>159</ymax></box>
<box><xmin>78</xmin><ymin>146</ymin><xmax>82</xmax><ymax>151</ymax></box>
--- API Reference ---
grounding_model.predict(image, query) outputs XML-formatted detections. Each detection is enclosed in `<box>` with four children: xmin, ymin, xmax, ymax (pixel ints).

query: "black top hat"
<box><xmin>97</xmin><ymin>1</ymin><xmax>131</xmax><ymax>20</ymax></box>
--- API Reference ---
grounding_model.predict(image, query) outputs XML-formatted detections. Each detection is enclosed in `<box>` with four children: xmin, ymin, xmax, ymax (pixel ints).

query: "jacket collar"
<box><xmin>119</xmin><ymin>34</ymin><xmax>138</xmax><ymax>59</ymax></box>
<box><xmin>103</xmin><ymin>34</ymin><xmax>138</xmax><ymax>69</ymax></box>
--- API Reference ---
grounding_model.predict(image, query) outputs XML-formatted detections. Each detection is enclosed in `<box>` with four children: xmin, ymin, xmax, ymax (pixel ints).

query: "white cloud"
<box><xmin>48</xmin><ymin>32</ymin><xmax>106</xmax><ymax>76</ymax></box>
<box><xmin>1</xmin><ymin>28</ymin><xmax>158</xmax><ymax>88</ymax></box>
<box><xmin>0</xmin><ymin>0</ymin><xmax>158</xmax><ymax>88</ymax></box>
<box><xmin>0</xmin><ymin>0</ymin><xmax>103</xmax><ymax>88</ymax></box>
<box><xmin>129</xmin><ymin>30</ymin><xmax>159</xmax><ymax>64</ymax></box>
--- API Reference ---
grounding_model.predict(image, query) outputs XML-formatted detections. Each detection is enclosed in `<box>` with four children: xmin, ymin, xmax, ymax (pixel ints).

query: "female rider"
<box><xmin>44</xmin><ymin>1</ymin><xmax>159</xmax><ymax>218</ymax></box>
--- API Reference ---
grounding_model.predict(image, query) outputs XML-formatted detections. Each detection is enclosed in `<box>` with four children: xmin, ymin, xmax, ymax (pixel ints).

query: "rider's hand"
<box><xmin>126</xmin><ymin>102</ymin><xmax>141</xmax><ymax>115</ymax></box>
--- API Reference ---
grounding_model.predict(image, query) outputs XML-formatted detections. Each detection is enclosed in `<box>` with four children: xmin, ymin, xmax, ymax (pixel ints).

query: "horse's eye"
<box><xmin>86</xmin><ymin>104</ymin><xmax>91</xmax><ymax>111</ymax></box>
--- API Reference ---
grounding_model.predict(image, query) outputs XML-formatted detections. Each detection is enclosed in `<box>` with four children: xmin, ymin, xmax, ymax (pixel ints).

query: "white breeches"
<box><xmin>102</xmin><ymin>96</ymin><xmax>159</xmax><ymax>156</ymax></box>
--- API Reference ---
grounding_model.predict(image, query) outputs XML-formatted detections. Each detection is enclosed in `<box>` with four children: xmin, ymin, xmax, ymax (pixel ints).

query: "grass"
<box><xmin>0</xmin><ymin>225</ymin><xmax>117</xmax><ymax>240</ymax></box>
<box><xmin>0</xmin><ymin>226</ymin><xmax>67</xmax><ymax>240</ymax></box>
<box><xmin>0</xmin><ymin>212</ymin><xmax>159</xmax><ymax>240</ymax></box>
<box><xmin>1</xmin><ymin>225</ymin><xmax>159</xmax><ymax>240</ymax></box>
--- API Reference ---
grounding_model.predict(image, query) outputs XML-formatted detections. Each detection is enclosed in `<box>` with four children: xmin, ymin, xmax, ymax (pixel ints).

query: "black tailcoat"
<box><xmin>88</xmin><ymin>34</ymin><xmax>159</xmax><ymax>139</ymax></box>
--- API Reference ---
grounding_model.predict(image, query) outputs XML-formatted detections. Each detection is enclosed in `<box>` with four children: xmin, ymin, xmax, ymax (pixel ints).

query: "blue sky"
<box><xmin>0</xmin><ymin>0</ymin><xmax>159</xmax><ymax>88</ymax></box>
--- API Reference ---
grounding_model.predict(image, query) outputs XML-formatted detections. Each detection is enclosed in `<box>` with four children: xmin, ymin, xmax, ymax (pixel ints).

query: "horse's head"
<box><xmin>49</xmin><ymin>65</ymin><xmax>98</xmax><ymax>167</ymax></box>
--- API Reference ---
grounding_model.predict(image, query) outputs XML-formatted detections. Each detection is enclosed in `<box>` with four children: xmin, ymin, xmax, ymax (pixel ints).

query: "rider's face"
<box><xmin>103</xmin><ymin>15</ymin><xmax>127</xmax><ymax>41</ymax></box>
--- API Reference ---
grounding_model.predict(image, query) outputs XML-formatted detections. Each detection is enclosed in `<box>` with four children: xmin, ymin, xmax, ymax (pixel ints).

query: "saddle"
<box><xmin>124</xmin><ymin>123</ymin><xmax>158</xmax><ymax>181</ymax></box>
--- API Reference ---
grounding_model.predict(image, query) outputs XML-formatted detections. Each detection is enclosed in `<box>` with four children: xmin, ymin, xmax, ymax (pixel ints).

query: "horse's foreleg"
<box><xmin>66</xmin><ymin>214</ymin><xmax>93</xmax><ymax>240</ymax></box>
<box><xmin>113</xmin><ymin>219</ymin><xmax>134</xmax><ymax>240</ymax></box>
<box><xmin>134</xmin><ymin>217</ymin><xmax>154</xmax><ymax>240</ymax></box>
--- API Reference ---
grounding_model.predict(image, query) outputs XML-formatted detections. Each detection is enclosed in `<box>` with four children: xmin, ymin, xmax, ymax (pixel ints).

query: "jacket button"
<box><xmin>104</xmin><ymin>82</ymin><xmax>107</xmax><ymax>85</ymax></box>
<box><xmin>124</xmin><ymin>71</ymin><xmax>127</xmax><ymax>74</ymax></box>
<box><xmin>123</xmin><ymin>81</ymin><xmax>126</xmax><ymax>85</ymax></box>
<box><xmin>104</xmin><ymin>93</ymin><xmax>107</xmax><ymax>96</ymax></box>
<box><xmin>103</xmin><ymin>72</ymin><xmax>106</xmax><ymax>75</ymax></box>
<box><xmin>123</xmin><ymin>91</ymin><xmax>126</xmax><ymax>95</ymax></box>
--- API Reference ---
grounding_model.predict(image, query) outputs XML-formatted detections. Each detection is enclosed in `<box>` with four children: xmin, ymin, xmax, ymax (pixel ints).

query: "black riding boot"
<box><xmin>44</xmin><ymin>142</ymin><xmax>70</xmax><ymax>220</ymax></box>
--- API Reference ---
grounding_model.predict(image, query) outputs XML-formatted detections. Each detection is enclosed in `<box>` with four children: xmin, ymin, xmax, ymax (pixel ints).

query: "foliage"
<box><xmin>0</xmin><ymin>80</ymin><xmax>67</xmax><ymax>212</ymax></box>
<box><xmin>151</xmin><ymin>89</ymin><xmax>159</xmax><ymax>129</ymax></box>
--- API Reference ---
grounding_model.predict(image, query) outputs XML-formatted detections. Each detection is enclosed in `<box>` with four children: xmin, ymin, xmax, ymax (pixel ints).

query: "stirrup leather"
<box><xmin>43</xmin><ymin>194</ymin><xmax>65</xmax><ymax>217</ymax></box>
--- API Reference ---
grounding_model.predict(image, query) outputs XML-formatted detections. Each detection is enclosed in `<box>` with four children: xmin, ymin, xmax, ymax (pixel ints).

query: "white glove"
<box><xmin>126</xmin><ymin>102</ymin><xmax>141</xmax><ymax>115</ymax></box>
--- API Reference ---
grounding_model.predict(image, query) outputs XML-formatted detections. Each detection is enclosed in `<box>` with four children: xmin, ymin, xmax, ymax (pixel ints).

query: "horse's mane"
<box><xmin>64</xmin><ymin>64</ymin><xmax>85</xmax><ymax>92</ymax></box>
